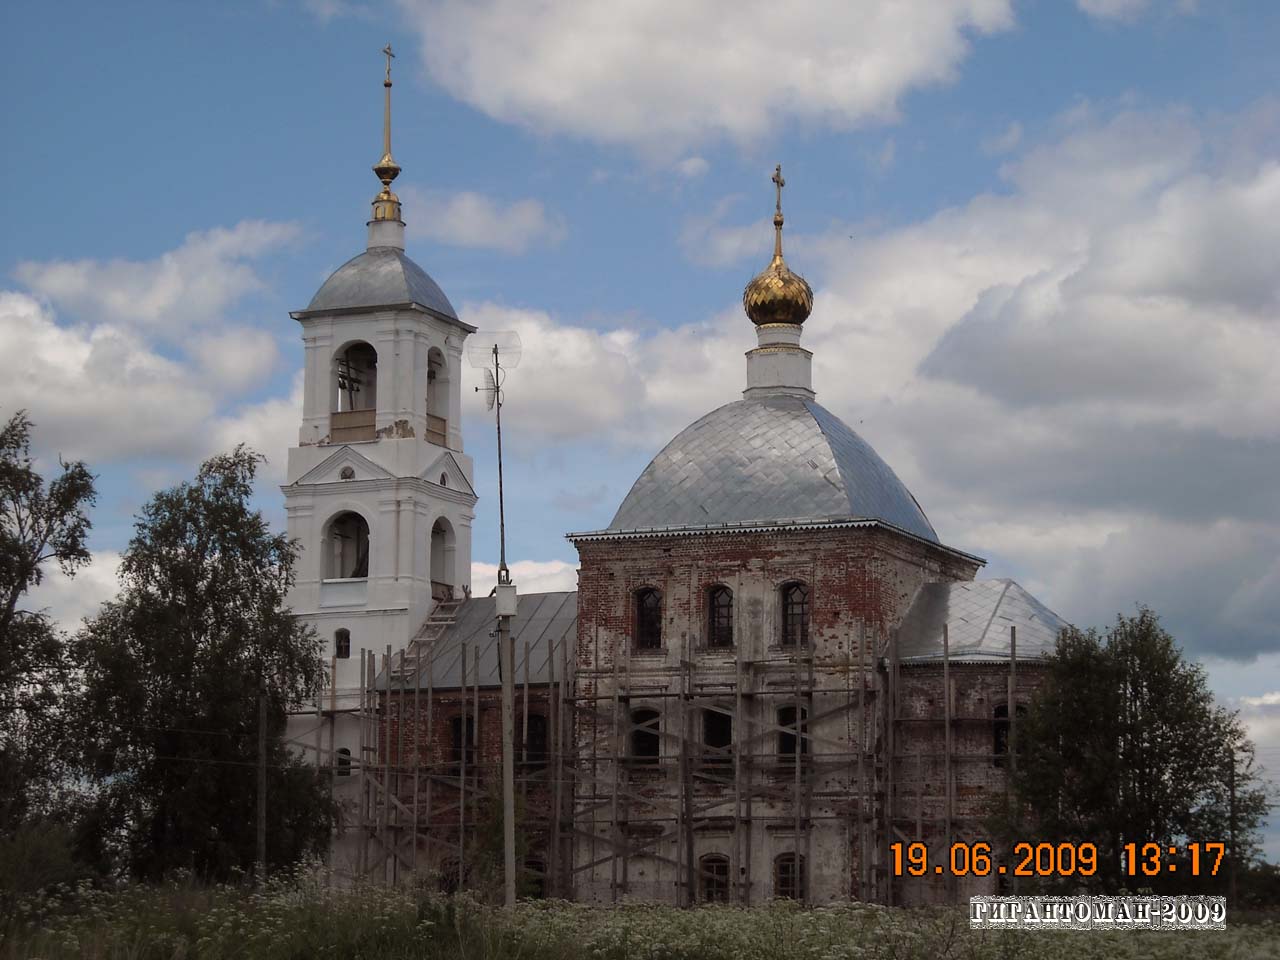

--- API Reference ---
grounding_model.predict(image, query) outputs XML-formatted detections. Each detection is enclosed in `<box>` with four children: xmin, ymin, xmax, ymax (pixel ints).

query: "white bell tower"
<box><xmin>282</xmin><ymin>45</ymin><xmax>476</xmax><ymax>865</ymax></box>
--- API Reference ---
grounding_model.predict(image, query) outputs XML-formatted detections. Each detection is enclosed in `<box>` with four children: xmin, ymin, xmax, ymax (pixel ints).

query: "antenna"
<box><xmin>469</xmin><ymin>331</ymin><xmax>521</xmax><ymax>585</ymax></box>
<box><xmin>481</xmin><ymin>368</ymin><xmax>497</xmax><ymax>411</ymax></box>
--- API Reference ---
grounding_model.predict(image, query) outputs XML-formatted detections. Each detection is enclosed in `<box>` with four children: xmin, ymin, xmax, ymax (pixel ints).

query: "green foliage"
<box><xmin>3</xmin><ymin>876</ymin><xmax>1277</xmax><ymax>960</ymax></box>
<box><xmin>0</xmin><ymin>410</ymin><xmax>96</xmax><ymax>828</ymax></box>
<box><xmin>75</xmin><ymin>446</ymin><xmax>334</xmax><ymax>881</ymax></box>
<box><xmin>1000</xmin><ymin>607</ymin><xmax>1268</xmax><ymax>894</ymax></box>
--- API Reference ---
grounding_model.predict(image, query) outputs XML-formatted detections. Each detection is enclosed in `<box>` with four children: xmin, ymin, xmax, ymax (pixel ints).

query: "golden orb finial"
<box><xmin>743</xmin><ymin>163</ymin><xmax>813</xmax><ymax>326</ymax></box>
<box><xmin>371</xmin><ymin>43</ymin><xmax>402</xmax><ymax>222</ymax></box>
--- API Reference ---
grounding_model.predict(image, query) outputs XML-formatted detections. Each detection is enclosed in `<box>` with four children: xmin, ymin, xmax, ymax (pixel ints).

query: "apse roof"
<box><xmin>300</xmin><ymin>247</ymin><xmax>460</xmax><ymax>320</ymax></box>
<box><xmin>896</xmin><ymin>579</ymin><xmax>1069</xmax><ymax>664</ymax></box>
<box><xmin>588</xmin><ymin>396</ymin><xmax>939</xmax><ymax>543</ymax></box>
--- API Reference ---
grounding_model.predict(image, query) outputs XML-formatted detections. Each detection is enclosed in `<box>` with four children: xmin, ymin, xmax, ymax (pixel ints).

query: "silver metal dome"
<box><xmin>305</xmin><ymin>247</ymin><xmax>458</xmax><ymax>319</ymax></box>
<box><xmin>607</xmin><ymin>395</ymin><xmax>939</xmax><ymax>542</ymax></box>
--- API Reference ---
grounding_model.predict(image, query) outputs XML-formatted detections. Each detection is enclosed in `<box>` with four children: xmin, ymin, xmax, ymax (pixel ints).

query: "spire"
<box><xmin>367</xmin><ymin>44</ymin><xmax>405</xmax><ymax>249</ymax></box>
<box><xmin>742</xmin><ymin>164</ymin><xmax>815</xmax><ymax>400</ymax></box>
<box><xmin>370</xmin><ymin>43</ymin><xmax>403</xmax><ymax>226</ymax></box>
<box><xmin>742</xmin><ymin>163</ymin><xmax>813</xmax><ymax>327</ymax></box>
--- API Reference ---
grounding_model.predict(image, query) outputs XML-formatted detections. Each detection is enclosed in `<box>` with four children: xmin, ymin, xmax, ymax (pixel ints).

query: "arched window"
<box><xmin>335</xmin><ymin>342</ymin><xmax>377</xmax><ymax>411</ymax></box>
<box><xmin>707</xmin><ymin>585</ymin><xmax>734</xmax><ymax>648</ymax></box>
<box><xmin>780</xmin><ymin>582</ymin><xmax>809</xmax><ymax>647</ymax></box>
<box><xmin>521</xmin><ymin>713</ymin><xmax>549</xmax><ymax>771</ymax></box>
<box><xmin>774</xmin><ymin>853</ymin><xmax>805</xmax><ymax>901</ymax></box>
<box><xmin>335</xmin><ymin>628</ymin><xmax>351</xmax><ymax>659</ymax></box>
<box><xmin>634</xmin><ymin>588</ymin><xmax>662</xmax><ymax>651</ymax></box>
<box><xmin>777</xmin><ymin>705</ymin><xmax>808</xmax><ymax>758</ymax></box>
<box><xmin>431</xmin><ymin>518</ymin><xmax>456</xmax><ymax>600</ymax></box>
<box><xmin>631</xmin><ymin>708</ymin><xmax>660</xmax><ymax>764</ymax></box>
<box><xmin>699</xmin><ymin>854</ymin><xmax>730</xmax><ymax>903</ymax></box>
<box><xmin>450</xmin><ymin>714</ymin><xmax>476</xmax><ymax>776</ymax></box>
<box><xmin>326</xmin><ymin>512</ymin><xmax>369</xmax><ymax>579</ymax></box>
<box><xmin>702</xmin><ymin>709</ymin><xmax>733</xmax><ymax>766</ymax></box>
<box><xmin>993</xmin><ymin>703</ymin><xmax>1027</xmax><ymax>768</ymax></box>
<box><xmin>426</xmin><ymin>347</ymin><xmax>448</xmax><ymax>446</ymax></box>
<box><xmin>336</xmin><ymin>747</ymin><xmax>352</xmax><ymax>777</ymax></box>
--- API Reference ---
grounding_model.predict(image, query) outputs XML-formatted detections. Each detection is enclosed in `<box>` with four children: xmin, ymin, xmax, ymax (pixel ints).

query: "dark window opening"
<box><xmin>703</xmin><ymin>710</ymin><xmax>733</xmax><ymax>766</ymax></box>
<box><xmin>631</xmin><ymin>708</ymin><xmax>660</xmax><ymax>764</ymax></box>
<box><xmin>780</xmin><ymin>582</ymin><xmax>809</xmax><ymax>647</ymax></box>
<box><xmin>327</xmin><ymin>511</ymin><xmax>370</xmax><ymax>579</ymax></box>
<box><xmin>521</xmin><ymin>713</ymin><xmax>549</xmax><ymax>771</ymax></box>
<box><xmin>450</xmin><ymin>715</ymin><xmax>476</xmax><ymax>776</ymax></box>
<box><xmin>335</xmin><ymin>628</ymin><xmax>351</xmax><ymax>659</ymax></box>
<box><xmin>700</xmin><ymin>854</ymin><xmax>731</xmax><ymax>903</ymax></box>
<box><xmin>635</xmin><ymin>588</ymin><xmax>663</xmax><ymax>650</ymax></box>
<box><xmin>707</xmin><ymin>585</ymin><xmax>734</xmax><ymax>648</ymax></box>
<box><xmin>774</xmin><ymin>853</ymin><xmax>806</xmax><ymax>901</ymax></box>
<box><xmin>993</xmin><ymin>703</ymin><xmax>1027</xmax><ymax>768</ymax></box>
<box><xmin>777</xmin><ymin>705</ymin><xmax>809</xmax><ymax>758</ymax></box>
<box><xmin>336</xmin><ymin>747</ymin><xmax>352</xmax><ymax>776</ymax></box>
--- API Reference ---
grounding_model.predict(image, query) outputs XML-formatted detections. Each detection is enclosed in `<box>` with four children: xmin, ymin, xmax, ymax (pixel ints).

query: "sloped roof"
<box><xmin>896</xmin><ymin>579</ymin><xmax>1069</xmax><ymax>664</ymax></box>
<box><xmin>380</xmin><ymin>591</ymin><xmax>576</xmax><ymax>691</ymax></box>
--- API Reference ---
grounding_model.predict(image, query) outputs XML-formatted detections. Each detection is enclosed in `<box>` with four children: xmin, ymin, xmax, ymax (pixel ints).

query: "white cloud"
<box><xmin>25</xmin><ymin>550</ymin><xmax>122</xmax><ymax>632</ymax></box>
<box><xmin>15</xmin><ymin>220</ymin><xmax>300</xmax><ymax>338</ymax></box>
<box><xmin>402</xmin><ymin>188</ymin><xmax>565</xmax><ymax>254</ymax></box>
<box><xmin>675</xmin><ymin>157</ymin><xmax>709</xmax><ymax>179</ymax></box>
<box><xmin>470</xmin><ymin>559</ymin><xmax>578</xmax><ymax>595</ymax></box>
<box><xmin>3</xmin><ymin>222</ymin><xmax>306</xmax><ymax>477</ymax></box>
<box><xmin>399</xmin><ymin>0</ymin><xmax>1014</xmax><ymax>152</ymax></box>
<box><xmin>0</xmin><ymin>291</ymin><xmax>218</xmax><ymax>462</ymax></box>
<box><xmin>449</xmin><ymin>101</ymin><xmax>1280</xmax><ymax>663</ymax></box>
<box><xmin>208</xmin><ymin>371</ymin><xmax>305</xmax><ymax>485</ymax></box>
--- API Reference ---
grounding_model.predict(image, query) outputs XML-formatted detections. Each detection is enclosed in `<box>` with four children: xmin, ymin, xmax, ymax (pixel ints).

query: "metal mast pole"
<box><xmin>495</xmin><ymin>344</ymin><xmax>518</xmax><ymax>907</ymax></box>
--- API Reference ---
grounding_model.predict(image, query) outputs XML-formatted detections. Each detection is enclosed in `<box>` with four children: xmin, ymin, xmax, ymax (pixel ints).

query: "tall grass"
<box><xmin>2</xmin><ymin>869</ymin><xmax>1276</xmax><ymax>960</ymax></box>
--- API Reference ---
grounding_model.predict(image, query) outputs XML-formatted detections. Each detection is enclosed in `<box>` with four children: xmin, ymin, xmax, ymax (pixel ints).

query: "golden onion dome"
<box><xmin>743</xmin><ymin>164</ymin><xmax>813</xmax><ymax>326</ymax></box>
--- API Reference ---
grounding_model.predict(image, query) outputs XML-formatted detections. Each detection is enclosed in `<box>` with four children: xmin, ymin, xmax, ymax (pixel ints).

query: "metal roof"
<box><xmin>302</xmin><ymin>247</ymin><xmax>459</xmax><ymax>319</ymax></box>
<box><xmin>381</xmin><ymin>591</ymin><xmax>577</xmax><ymax>691</ymax></box>
<box><xmin>896</xmin><ymin>579</ymin><xmax>1069</xmax><ymax>664</ymax></box>
<box><xmin>601</xmin><ymin>396</ymin><xmax>938</xmax><ymax>543</ymax></box>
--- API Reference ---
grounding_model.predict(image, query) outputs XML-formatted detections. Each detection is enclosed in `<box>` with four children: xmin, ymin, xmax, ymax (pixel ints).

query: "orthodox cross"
<box><xmin>772</xmin><ymin>163</ymin><xmax>785</xmax><ymax>216</ymax></box>
<box><xmin>383</xmin><ymin>43</ymin><xmax>395</xmax><ymax>84</ymax></box>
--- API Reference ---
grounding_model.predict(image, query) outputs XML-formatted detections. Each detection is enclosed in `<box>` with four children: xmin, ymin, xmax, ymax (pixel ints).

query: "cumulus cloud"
<box><xmin>402</xmin><ymin>188</ymin><xmax>565</xmax><ymax>254</ymax></box>
<box><xmin>446</xmin><ymin>101</ymin><xmax>1280</xmax><ymax>662</ymax></box>
<box><xmin>208</xmin><ymin>371</ymin><xmax>305</xmax><ymax>484</ymax></box>
<box><xmin>15</xmin><ymin>220</ymin><xmax>300</xmax><ymax>338</ymax></box>
<box><xmin>3</xmin><ymin>221</ymin><xmax>306</xmax><ymax>484</ymax></box>
<box><xmin>25</xmin><ymin>550</ymin><xmax>122</xmax><ymax>632</ymax></box>
<box><xmin>470</xmin><ymin>559</ymin><xmax>578</xmax><ymax>595</ymax></box>
<box><xmin>0</xmin><ymin>291</ymin><xmax>217</xmax><ymax>462</ymax></box>
<box><xmin>675</xmin><ymin>157</ymin><xmax>709</xmax><ymax>179</ymax></box>
<box><xmin>398</xmin><ymin>0</ymin><xmax>1014</xmax><ymax>152</ymax></box>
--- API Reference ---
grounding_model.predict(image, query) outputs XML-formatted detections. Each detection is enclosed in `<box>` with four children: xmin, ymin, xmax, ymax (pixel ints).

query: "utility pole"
<box><xmin>257</xmin><ymin>681</ymin><xmax>267</xmax><ymax>882</ymax></box>
<box><xmin>471</xmin><ymin>334</ymin><xmax>522</xmax><ymax>907</ymax></box>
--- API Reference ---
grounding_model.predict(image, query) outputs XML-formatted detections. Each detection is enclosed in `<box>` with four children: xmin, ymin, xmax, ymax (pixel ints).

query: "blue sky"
<box><xmin>4</xmin><ymin>0</ymin><xmax>1280</xmax><ymax>852</ymax></box>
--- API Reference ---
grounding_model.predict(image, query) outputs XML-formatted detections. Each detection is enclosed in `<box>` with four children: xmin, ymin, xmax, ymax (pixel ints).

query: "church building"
<box><xmin>284</xmin><ymin>54</ymin><xmax>1069</xmax><ymax>904</ymax></box>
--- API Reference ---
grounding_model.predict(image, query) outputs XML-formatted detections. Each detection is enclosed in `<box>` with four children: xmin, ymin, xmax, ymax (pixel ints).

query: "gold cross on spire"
<box><xmin>371</xmin><ymin>42</ymin><xmax>403</xmax><ymax>221</ymax></box>
<box><xmin>771</xmin><ymin>163</ymin><xmax>786</xmax><ymax>257</ymax></box>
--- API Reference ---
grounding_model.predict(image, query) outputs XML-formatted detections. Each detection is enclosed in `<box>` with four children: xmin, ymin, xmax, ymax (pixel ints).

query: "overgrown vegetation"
<box><xmin>995</xmin><ymin>608</ymin><xmax>1269</xmax><ymax>895</ymax></box>
<box><xmin>3</xmin><ymin>871</ymin><xmax>1277</xmax><ymax>960</ymax></box>
<box><xmin>1</xmin><ymin>413</ymin><xmax>333</xmax><ymax>897</ymax></box>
